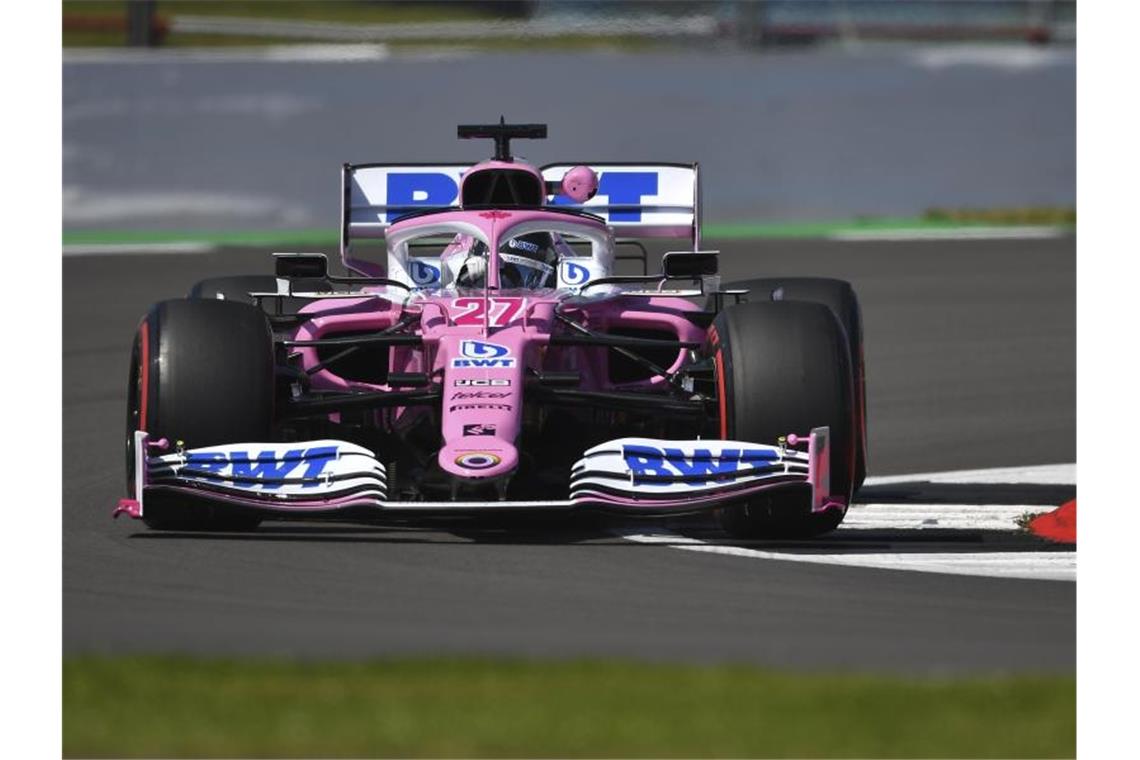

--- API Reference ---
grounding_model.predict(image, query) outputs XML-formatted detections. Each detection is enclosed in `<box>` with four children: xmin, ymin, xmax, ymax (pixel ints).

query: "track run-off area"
<box><xmin>64</xmin><ymin>233</ymin><xmax>1074</xmax><ymax>673</ymax></box>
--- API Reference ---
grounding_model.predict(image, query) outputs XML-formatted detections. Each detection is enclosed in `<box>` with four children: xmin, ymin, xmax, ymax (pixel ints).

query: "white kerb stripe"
<box><xmin>842</xmin><ymin>503</ymin><xmax>1053</xmax><ymax>531</ymax></box>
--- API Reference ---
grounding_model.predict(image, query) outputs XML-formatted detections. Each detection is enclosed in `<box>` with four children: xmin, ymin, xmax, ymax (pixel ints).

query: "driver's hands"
<box><xmin>459</xmin><ymin>253</ymin><xmax>486</xmax><ymax>288</ymax></box>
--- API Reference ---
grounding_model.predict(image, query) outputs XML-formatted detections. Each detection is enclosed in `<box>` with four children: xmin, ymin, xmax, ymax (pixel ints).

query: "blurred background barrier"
<box><xmin>66</xmin><ymin>1</ymin><xmax>1077</xmax><ymax>48</ymax></box>
<box><xmin>62</xmin><ymin>1</ymin><xmax>1076</xmax><ymax>236</ymax></box>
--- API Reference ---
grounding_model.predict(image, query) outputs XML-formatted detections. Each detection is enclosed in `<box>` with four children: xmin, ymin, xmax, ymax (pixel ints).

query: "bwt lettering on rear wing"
<box><xmin>340</xmin><ymin>162</ymin><xmax>701</xmax><ymax>252</ymax></box>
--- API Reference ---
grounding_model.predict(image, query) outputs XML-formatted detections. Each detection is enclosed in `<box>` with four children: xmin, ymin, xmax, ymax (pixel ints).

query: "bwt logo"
<box><xmin>409</xmin><ymin>259</ymin><xmax>441</xmax><ymax>286</ymax></box>
<box><xmin>185</xmin><ymin>445</ymin><xmax>338</xmax><ymax>490</ymax></box>
<box><xmin>561</xmin><ymin>260</ymin><xmax>591</xmax><ymax>286</ymax></box>
<box><xmin>384</xmin><ymin>171</ymin><xmax>659</xmax><ymax>222</ymax></box>
<box><xmin>622</xmin><ymin>445</ymin><xmax>778</xmax><ymax>486</ymax></box>
<box><xmin>452</xmin><ymin>340</ymin><xmax>516</xmax><ymax>368</ymax></box>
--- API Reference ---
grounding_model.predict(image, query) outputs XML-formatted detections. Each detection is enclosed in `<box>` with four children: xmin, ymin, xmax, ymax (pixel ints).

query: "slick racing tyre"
<box><xmin>722</xmin><ymin>277</ymin><xmax>867</xmax><ymax>491</ymax></box>
<box><xmin>125</xmin><ymin>299</ymin><xmax>275</xmax><ymax>531</ymax></box>
<box><xmin>710</xmin><ymin>301</ymin><xmax>856</xmax><ymax>539</ymax></box>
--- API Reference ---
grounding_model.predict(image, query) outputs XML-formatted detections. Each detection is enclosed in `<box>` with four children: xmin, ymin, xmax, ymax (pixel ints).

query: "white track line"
<box><xmin>63</xmin><ymin>241</ymin><xmax>217</xmax><ymax>257</ymax></box>
<box><xmin>616</xmin><ymin>463</ymin><xmax>1077</xmax><ymax>582</ymax></box>
<box><xmin>842</xmin><ymin>503</ymin><xmax>1049</xmax><ymax>531</ymax></box>
<box><xmin>621</xmin><ymin>529</ymin><xmax>1075</xmax><ymax>581</ymax></box>
<box><xmin>830</xmin><ymin>226</ymin><xmax>1066</xmax><ymax>242</ymax></box>
<box><xmin>864</xmin><ymin>462</ymin><xmax>1075</xmax><ymax>486</ymax></box>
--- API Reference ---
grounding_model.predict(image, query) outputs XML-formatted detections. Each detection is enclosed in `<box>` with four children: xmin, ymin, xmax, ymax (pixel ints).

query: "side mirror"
<box><xmin>274</xmin><ymin>252</ymin><xmax>329</xmax><ymax>280</ymax></box>
<box><xmin>662</xmin><ymin>251</ymin><xmax>718</xmax><ymax>279</ymax></box>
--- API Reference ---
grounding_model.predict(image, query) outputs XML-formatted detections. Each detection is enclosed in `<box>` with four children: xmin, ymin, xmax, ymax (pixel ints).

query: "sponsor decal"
<box><xmin>381</xmin><ymin>170</ymin><xmax>667</xmax><ymax>223</ymax></box>
<box><xmin>500</xmin><ymin>251</ymin><xmax>555</xmax><ymax>275</ymax></box>
<box><xmin>622</xmin><ymin>444</ymin><xmax>778</xmax><ymax>486</ymax></box>
<box><xmin>184</xmin><ymin>445</ymin><xmax>338</xmax><ymax>490</ymax></box>
<box><xmin>451</xmin><ymin>339</ymin><xmax>516</xmax><ymax>368</ymax></box>
<box><xmin>507</xmin><ymin>237</ymin><xmax>540</xmax><ymax>254</ymax></box>
<box><xmin>450</xmin><ymin>391</ymin><xmax>510</xmax><ymax>400</ymax></box>
<box><xmin>409</xmin><ymin>259</ymin><xmax>441</xmax><ymax>286</ymax></box>
<box><xmin>455</xmin><ymin>451</ymin><xmax>501</xmax><ymax>470</ymax></box>
<box><xmin>562</xmin><ymin>260</ymin><xmax>591</xmax><ymax>286</ymax></box>
<box><xmin>454</xmin><ymin>378</ymin><xmax>510</xmax><ymax>387</ymax></box>
<box><xmin>385</xmin><ymin>172</ymin><xmax>459</xmax><ymax>222</ymax></box>
<box><xmin>450</xmin><ymin>403</ymin><xmax>513</xmax><ymax>412</ymax></box>
<box><xmin>463</xmin><ymin>423</ymin><xmax>496</xmax><ymax>437</ymax></box>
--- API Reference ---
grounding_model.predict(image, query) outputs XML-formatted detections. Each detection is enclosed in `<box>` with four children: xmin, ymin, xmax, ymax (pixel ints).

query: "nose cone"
<box><xmin>435</xmin><ymin>329</ymin><xmax>527</xmax><ymax>485</ymax></box>
<box><xmin>439</xmin><ymin>438</ymin><xmax>518</xmax><ymax>480</ymax></box>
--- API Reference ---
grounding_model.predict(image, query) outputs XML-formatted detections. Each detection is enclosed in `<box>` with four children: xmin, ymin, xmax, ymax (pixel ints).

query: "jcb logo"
<box><xmin>454</xmin><ymin>378</ymin><xmax>510</xmax><ymax>387</ymax></box>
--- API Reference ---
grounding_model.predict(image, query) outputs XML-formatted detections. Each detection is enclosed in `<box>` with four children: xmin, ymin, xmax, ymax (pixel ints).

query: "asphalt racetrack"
<box><xmin>63</xmin><ymin>235</ymin><xmax>1075</xmax><ymax>673</ymax></box>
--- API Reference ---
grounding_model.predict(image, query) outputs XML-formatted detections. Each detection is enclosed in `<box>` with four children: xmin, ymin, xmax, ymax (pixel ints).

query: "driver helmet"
<box><xmin>498</xmin><ymin>232</ymin><xmax>558</xmax><ymax>289</ymax></box>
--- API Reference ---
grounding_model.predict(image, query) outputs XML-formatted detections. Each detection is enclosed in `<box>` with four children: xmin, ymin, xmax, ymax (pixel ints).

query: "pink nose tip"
<box><xmin>561</xmin><ymin>165</ymin><xmax>598</xmax><ymax>203</ymax></box>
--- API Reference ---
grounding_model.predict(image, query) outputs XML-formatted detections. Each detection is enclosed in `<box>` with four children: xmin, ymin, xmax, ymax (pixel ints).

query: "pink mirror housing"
<box><xmin>560</xmin><ymin>165</ymin><xmax>598</xmax><ymax>203</ymax></box>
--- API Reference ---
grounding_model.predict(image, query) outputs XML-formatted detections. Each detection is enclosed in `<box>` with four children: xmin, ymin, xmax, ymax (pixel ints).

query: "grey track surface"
<box><xmin>63</xmin><ymin>236</ymin><xmax>1074</xmax><ymax>672</ymax></box>
<box><xmin>63</xmin><ymin>45</ymin><xmax>1074</xmax><ymax>230</ymax></box>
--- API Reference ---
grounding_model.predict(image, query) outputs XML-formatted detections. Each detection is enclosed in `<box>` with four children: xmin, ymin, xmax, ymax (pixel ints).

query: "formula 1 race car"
<box><xmin>115</xmin><ymin>120</ymin><xmax>867</xmax><ymax>538</ymax></box>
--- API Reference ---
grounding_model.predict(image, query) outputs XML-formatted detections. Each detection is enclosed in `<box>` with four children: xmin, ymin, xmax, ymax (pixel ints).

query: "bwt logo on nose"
<box><xmin>185</xmin><ymin>446</ymin><xmax>339</xmax><ymax>490</ymax></box>
<box><xmin>384</xmin><ymin>171</ymin><xmax>658</xmax><ymax>222</ymax></box>
<box><xmin>452</xmin><ymin>340</ymin><xmax>516</xmax><ymax>368</ymax></box>
<box><xmin>622</xmin><ymin>445</ymin><xmax>778</xmax><ymax>486</ymax></box>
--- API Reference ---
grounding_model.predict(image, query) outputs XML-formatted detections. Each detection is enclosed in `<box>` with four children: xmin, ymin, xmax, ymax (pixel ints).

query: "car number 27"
<box><xmin>451</xmin><ymin>297</ymin><xmax>526</xmax><ymax>327</ymax></box>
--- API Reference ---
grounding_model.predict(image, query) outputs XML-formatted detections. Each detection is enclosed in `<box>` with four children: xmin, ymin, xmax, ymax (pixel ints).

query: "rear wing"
<box><xmin>542</xmin><ymin>163</ymin><xmax>700</xmax><ymax>246</ymax></box>
<box><xmin>340</xmin><ymin>161</ymin><xmax>701</xmax><ymax>257</ymax></box>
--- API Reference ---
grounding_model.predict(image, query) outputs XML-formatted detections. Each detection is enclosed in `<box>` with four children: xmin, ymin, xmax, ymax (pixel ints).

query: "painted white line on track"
<box><xmin>615</xmin><ymin>463</ymin><xmax>1077</xmax><ymax>582</ymax></box>
<box><xmin>864</xmin><ymin>462</ymin><xmax>1076</xmax><ymax>486</ymax></box>
<box><xmin>620</xmin><ymin>529</ymin><xmax>1076</xmax><ymax>582</ymax></box>
<box><xmin>63</xmin><ymin>241</ymin><xmax>217</xmax><ymax>257</ymax></box>
<box><xmin>830</xmin><ymin>226</ymin><xmax>1066</xmax><ymax>242</ymax></box>
<box><xmin>843</xmin><ymin>503</ymin><xmax>1051</xmax><ymax>532</ymax></box>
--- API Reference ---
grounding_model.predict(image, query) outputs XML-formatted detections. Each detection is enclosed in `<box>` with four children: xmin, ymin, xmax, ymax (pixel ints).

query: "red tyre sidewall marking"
<box><xmin>707</xmin><ymin>325</ymin><xmax>729</xmax><ymax>439</ymax></box>
<box><xmin>714</xmin><ymin>349</ymin><xmax>728</xmax><ymax>440</ymax></box>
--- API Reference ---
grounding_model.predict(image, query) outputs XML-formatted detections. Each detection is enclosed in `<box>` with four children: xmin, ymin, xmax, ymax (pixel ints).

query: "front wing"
<box><xmin>114</xmin><ymin>428</ymin><xmax>840</xmax><ymax>521</ymax></box>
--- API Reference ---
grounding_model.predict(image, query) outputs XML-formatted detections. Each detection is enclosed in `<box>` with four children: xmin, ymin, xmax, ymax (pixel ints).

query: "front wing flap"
<box><xmin>115</xmin><ymin>432</ymin><xmax>386</xmax><ymax>519</ymax></box>
<box><xmin>569</xmin><ymin>427</ymin><xmax>834</xmax><ymax>512</ymax></box>
<box><xmin>115</xmin><ymin>428</ymin><xmax>836</xmax><ymax>520</ymax></box>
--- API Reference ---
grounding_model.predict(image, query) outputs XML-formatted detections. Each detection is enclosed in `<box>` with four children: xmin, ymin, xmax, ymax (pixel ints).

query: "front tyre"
<box><xmin>126</xmin><ymin>299</ymin><xmax>275</xmax><ymax>530</ymax></box>
<box><xmin>722</xmin><ymin>277</ymin><xmax>868</xmax><ymax>490</ymax></box>
<box><xmin>711</xmin><ymin>301</ymin><xmax>856</xmax><ymax>538</ymax></box>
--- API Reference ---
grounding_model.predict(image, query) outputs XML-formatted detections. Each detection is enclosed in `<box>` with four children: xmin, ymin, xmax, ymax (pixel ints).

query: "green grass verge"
<box><xmin>61</xmin><ymin>212</ymin><xmax>1076</xmax><ymax>250</ymax></box>
<box><xmin>64</xmin><ymin>656</ymin><xmax>1074</xmax><ymax>758</ymax></box>
<box><xmin>706</xmin><ymin>214</ymin><xmax>1075</xmax><ymax>240</ymax></box>
<box><xmin>924</xmin><ymin>206</ymin><xmax>1077</xmax><ymax>226</ymax></box>
<box><xmin>63</xmin><ymin>227</ymin><xmax>339</xmax><ymax>248</ymax></box>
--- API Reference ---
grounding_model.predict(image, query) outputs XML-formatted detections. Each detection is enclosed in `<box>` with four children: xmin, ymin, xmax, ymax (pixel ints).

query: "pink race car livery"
<box><xmin>116</xmin><ymin>121</ymin><xmax>868</xmax><ymax>538</ymax></box>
